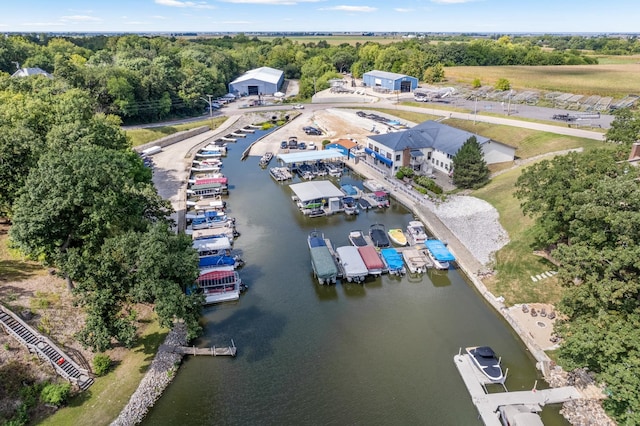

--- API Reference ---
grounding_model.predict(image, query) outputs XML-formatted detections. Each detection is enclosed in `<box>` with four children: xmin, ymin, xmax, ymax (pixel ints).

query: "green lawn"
<box><xmin>41</xmin><ymin>317</ymin><xmax>168</xmax><ymax>426</ymax></box>
<box><xmin>125</xmin><ymin>117</ymin><xmax>227</xmax><ymax>147</ymax></box>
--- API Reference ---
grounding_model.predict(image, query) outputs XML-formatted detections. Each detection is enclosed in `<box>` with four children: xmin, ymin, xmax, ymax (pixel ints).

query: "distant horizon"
<box><xmin>4</xmin><ymin>31</ymin><xmax>640</xmax><ymax>36</ymax></box>
<box><xmin>2</xmin><ymin>0</ymin><xmax>639</xmax><ymax>34</ymax></box>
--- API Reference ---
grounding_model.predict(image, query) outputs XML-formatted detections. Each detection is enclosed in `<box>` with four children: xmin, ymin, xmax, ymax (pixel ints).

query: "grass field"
<box><xmin>444</xmin><ymin>63</ymin><xmax>640</xmax><ymax>99</ymax></box>
<box><xmin>125</xmin><ymin>117</ymin><xmax>227</xmax><ymax>147</ymax></box>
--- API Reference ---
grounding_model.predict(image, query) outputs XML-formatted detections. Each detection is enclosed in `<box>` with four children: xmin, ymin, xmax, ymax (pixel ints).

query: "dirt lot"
<box><xmin>248</xmin><ymin>108</ymin><xmax>392</xmax><ymax>157</ymax></box>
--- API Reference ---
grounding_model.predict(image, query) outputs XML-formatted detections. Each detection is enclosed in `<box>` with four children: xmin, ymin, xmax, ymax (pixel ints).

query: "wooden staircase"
<box><xmin>0</xmin><ymin>305</ymin><xmax>93</xmax><ymax>390</ymax></box>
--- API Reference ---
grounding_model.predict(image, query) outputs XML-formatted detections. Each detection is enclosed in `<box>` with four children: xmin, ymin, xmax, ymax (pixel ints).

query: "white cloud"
<box><xmin>320</xmin><ymin>5</ymin><xmax>377</xmax><ymax>12</ymax></box>
<box><xmin>219</xmin><ymin>21</ymin><xmax>253</xmax><ymax>24</ymax></box>
<box><xmin>431</xmin><ymin>0</ymin><xmax>475</xmax><ymax>3</ymax></box>
<box><xmin>60</xmin><ymin>15</ymin><xmax>102</xmax><ymax>22</ymax></box>
<box><xmin>155</xmin><ymin>0</ymin><xmax>215</xmax><ymax>9</ymax></box>
<box><xmin>152</xmin><ymin>15</ymin><xmax>168</xmax><ymax>19</ymax></box>
<box><xmin>22</xmin><ymin>22</ymin><xmax>65</xmax><ymax>26</ymax></box>
<box><xmin>220</xmin><ymin>0</ymin><xmax>320</xmax><ymax>4</ymax></box>
<box><xmin>394</xmin><ymin>8</ymin><xmax>413</xmax><ymax>12</ymax></box>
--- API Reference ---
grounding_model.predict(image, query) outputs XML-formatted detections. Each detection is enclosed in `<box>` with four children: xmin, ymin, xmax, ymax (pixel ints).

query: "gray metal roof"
<box><xmin>369</xmin><ymin>121</ymin><xmax>491</xmax><ymax>156</ymax></box>
<box><xmin>11</xmin><ymin>67</ymin><xmax>53</xmax><ymax>78</ymax></box>
<box><xmin>363</xmin><ymin>70</ymin><xmax>417</xmax><ymax>81</ymax></box>
<box><xmin>230</xmin><ymin>67</ymin><xmax>283</xmax><ymax>85</ymax></box>
<box><xmin>290</xmin><ymin>181</ymin><xmax>345</xmax><ymax>203</ymax></box>
<box><xmin>277</xmin><ymin>149</ymin><xmax>346</xmax><ymax>164</ymax></box>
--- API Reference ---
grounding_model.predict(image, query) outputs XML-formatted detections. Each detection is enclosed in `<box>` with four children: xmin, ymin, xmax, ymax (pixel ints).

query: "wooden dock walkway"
<box><xmin>454</xmin><ymin>354</ymin><xmax>580</xmax><ymax>425</ymax></box>
<box><xmin>161</xmin><ymin>339</ymin><xmax>237</xmax><ymax>357</ymax></box>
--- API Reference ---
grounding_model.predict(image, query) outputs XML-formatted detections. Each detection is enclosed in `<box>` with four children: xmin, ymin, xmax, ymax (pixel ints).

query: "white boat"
<box><xmin>363</xmin><ymin>179</ymin><xmax>387</xmax><ymax>193</ymax></box>
<box><xmin>196</xmin><ymin>150</ymin><xmax>224</xmax><ymax>158</ymax></box>
<box><xmin>402</xmin><ymin>249</ymin><xmax>429</xmax><ymax>274</ymax></box>
<box><xmin>269</xmin><ymin>167</ymin><xmax>292</xmax><ymax>181</ymax></box>
<box><xmin>406</xmin><ymin>220</ymin><xmax>428</xmax><ymax>246</ymax></box>
<box><xmin>335</xmin><ymin>246</ymin><xmax>368</xmax><ymax>283</ymax></box>
<box><xmin>342</xmin><ymin>197</ymin><xmax>359</xmax><ymax>215</ymax></box>
<box><xmin>325</xmin><ymin>163</ymin><xmax>342</xmax><ymax>178</ymax></box>
<box><xmin>348</xmin><ymin>230</ymin><xmax>368</xmax><ymax>247</ymax></box>
<box><xmin>190</xmin><ymin>226</ymin><xmax>237</xmax><ymax>240</ymax></box>
<box><xmin>259</xmin><ymin>152</ymin><xmax>273</xmax><ymax>167</ymax></box>
<box><xmin>192</xmin><ymin>236</ymin><xmax>233</xmax><ymax>255</ymax></box>
<box><xmin>196</xmin><ymin>269</ymin><xmax>242</xmax><ymax>304</ymax></box>
<box><xmin>465</xmin><ymin>346</ymin><xmax>505</xmax><ymax>383</ymax></box>
<box><xmin>424</xmin><ymin>239</ymin><xmax>455</xmax><ymax>270</ymax></box>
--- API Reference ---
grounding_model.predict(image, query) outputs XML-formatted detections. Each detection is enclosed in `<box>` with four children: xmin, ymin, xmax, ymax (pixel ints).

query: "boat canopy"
<box><xmin>290</xmin><ymin>181</ymin><xmax>344</xmax><ymax>203</ymax></box>
<box><xmin>341</xmin><ymin>184</ymin><xmax>359</xmax><ymax>196</ymax></box>
<box><xmin>424</xmin><ymin>239</ymin><xmax>456</xmax><ymax>262</ymax></box>
<box><xmin>475</xmin><ymin>346</ymin><xmax>496</xmax><ymax>358</ymax></box>
<box><xmin>277</xmin><ymin>149</ymin><xmax>346</xmax><ymax>164</ymax></box>
<box><xmin>310</xmin><ymin>246</ymin><xmax>338</xmax><ymax>280</ymax></box>
<box><xmin>308</xmin><ymin>233</ymin><xmax>326</xmax><ymax>248</ymax></box>
<box><xmin>192</xmin><ymin>237</ymin><xmax>231</xmax><ymax>252</ymax></box>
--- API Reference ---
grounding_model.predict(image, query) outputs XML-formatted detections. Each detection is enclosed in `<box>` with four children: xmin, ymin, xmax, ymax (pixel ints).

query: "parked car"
<box><xmin>280</xmin><ymin>141</ymin><xmax>288</xmax><ymax>149</ymax></box>
<box><xmin>292</xmin><ymin>104</ymin><xmax>304</xmax><ymax>109</ymax></box>
<box><xmin>308</xmin><ymin>142</ymin><xmax>317</xmax><ymax>150</ymax></box>
<box><xmin>304</xmin><ymin>126</ymin><xmax>322</xmax><ymax>135</ymax></box>
<box><xmin>298</xmin><ymin>142</ymin><xmax>307</xmax><ymax>150</ymax></box>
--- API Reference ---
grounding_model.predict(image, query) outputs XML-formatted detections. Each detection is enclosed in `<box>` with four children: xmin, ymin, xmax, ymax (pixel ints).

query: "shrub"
<box><xmin>472</xmin><ymin>78</ymin><xmax>482</xmax><ymax>88</ymax></box>
<box><xmin>494</xmin><ymin>78</ymin><xmax>511</xmax><ymax>91</ymax></box>
<box><xmin>92</xmin><ymin>354</ymin><xmax>112</xmax><ymax>376</ymax></box>
<box><xmin>395</xmin><ymin>171</ymin><xmax>405</xmax><ymax>179</ymax></box>
<box><xmin>40</xmin><ymin>382</ymin><xmax>71</xmax><ymax>407</ymax></box>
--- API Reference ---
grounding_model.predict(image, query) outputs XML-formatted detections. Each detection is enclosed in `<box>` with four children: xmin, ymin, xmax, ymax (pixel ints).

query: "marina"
<box><xmin>144</xmin><ymin>126</ymin><xmax>572</xmax><ymax>426</ymax></box>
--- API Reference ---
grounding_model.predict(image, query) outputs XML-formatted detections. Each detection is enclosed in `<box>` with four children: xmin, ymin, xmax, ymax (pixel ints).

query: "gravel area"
<box><xmin>434</xmin><ymin>195</ymin><xmax>509</xmax><ymax>266</ymax></box>
<box><xmin>110</xmin><ymin>323</ymin><xmax>188</xmax><ymax>426</ymax></box>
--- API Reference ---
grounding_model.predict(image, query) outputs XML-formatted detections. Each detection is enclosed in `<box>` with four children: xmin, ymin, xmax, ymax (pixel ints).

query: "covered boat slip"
<box><xmin>276</xmin><ymin>149</ymin><xmax>346</xmax><ymax>167</ymax></box>
<box><xmin>196</xmin><ymin>269</ymin><xmax>242</xmax><ymax>304</ymax></box>
<box><xmin>192</xmin><ymin>236</ymin><xmax>232</xmax><ymax>254</ymax></box>
<box><xmin>335</xmin><ymin>246</ymin><xmax>369</xmax><ymax>283</ymax></box>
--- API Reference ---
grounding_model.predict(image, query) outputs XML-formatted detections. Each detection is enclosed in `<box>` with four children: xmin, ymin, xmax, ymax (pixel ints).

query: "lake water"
<box><xmin>144</xmin><ymin>132</ymin><xmax>568</xmax><ymax>425</ymax></box>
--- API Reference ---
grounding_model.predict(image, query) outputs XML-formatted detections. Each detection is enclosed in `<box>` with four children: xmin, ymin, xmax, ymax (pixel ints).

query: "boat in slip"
<box><xmin>387</xmin><ymin>228</ymin><xmax>407</xmax><ymax>246</ymax></box>
<box><xmin>192</xmin><ymin>236</ymin><xmax>233</xmax><ymax>255</ymax></box>
<box><xmin>406</xmin><ymin>220</ymin><xmax>428</xmax><ymax>246</ymax></box>
<box><xmin>348</xmin><ymin>230</ymin><xmax>368</xmax><ymax>247</ymax></box>
<box><xmin>357</xmin><ymin>245</ymin><xmax>385</xmax><ymax>276</ymax></box>
<box><xmin>199</xmin><ymin>254</ymin><xmax>244</xmax><ymax>270</ymax></box>
<box><xmin>308</xmin><ymin>231</ymin><xmax>339</xmax><ymax>285</ymax></box>
<box><xmin>424</xmin><ymin>239</ymin><xmax>455</xmax><ymax>270</ymax></box>
<box><xmin>380</xmin><ymin>248</ymin><xmax>406</xmax><ymax>276</ymax></box>
<box><xmin>402</xmin><ymin>248</ymin><xmax>429</xmax><ymax>274</ymax></box>
<box><xmin>498</xmin><ymin>405</ymin><xmax>543</xmax><ymax>426</ymax></box>
<box><xmin>335</xmin><ymin>246</ymin><xmax>369</xmax><ymax>283</ymax></box>
<box><xmin>342</xmin><ymin>197</ymin><xmax>359</xmax><ymax>215</ymax></box>
<box><xmin>371</xmin><ymin>191</ymin><xmax>390</xmax><ymax>208</ymax></box>
<box><xmin>259</xmin><ymin>152</ymin><xmax>273</xmax><ymax>168</ymax></box>
<box><xmin>465</xmin><ymin>346</ymin><xmax>505</xmax><ymax>384</ymax></box>
<box><xmin>340</xmin><ymin>184</ymin><xmax>361</xmax><ymax>199</ymax></box>
<box><xmin>190</xmin><ymin>226</ymin><xmax>238</xmax><ymax>241</ymax></box>
<box><xmin>196</xmin><ymin>269</ymin><xmax>244</xmax><ymax>304</ymax></box>
<box><xmin>195</xmin><ymin>149</ymin><xmax>224</xmax><ymax>159</ymax></box>
<box><xmin>369</xmin><ymin>223</ymin><xmax>391</xmax><ymax>248</ymax></box>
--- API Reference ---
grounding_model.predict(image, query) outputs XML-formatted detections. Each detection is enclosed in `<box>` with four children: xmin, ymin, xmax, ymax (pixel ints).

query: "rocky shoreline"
<box><xmin>110</xmin><ymin>323</ymin><xmax>187</xmax><ymax>426</ymax></box>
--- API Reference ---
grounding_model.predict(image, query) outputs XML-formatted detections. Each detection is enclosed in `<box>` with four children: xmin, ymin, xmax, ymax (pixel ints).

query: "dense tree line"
<box><xmin>1</xmin><ymin>34</ymin><xmax>598</xmax><ymax>124</ymax></box>
<box><xmin>515</xmin><ymin>109</ymin><xmax>640</xmax><ymax>424</ymax></box>
<box><xmin>1</xmin><ymin>77</ymin><xmax>202</xmax><ymax>352</ymax></box>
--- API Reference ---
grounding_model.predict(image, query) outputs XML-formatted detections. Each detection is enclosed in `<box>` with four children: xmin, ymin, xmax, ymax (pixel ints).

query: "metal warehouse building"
<box><xmin>228</xmin><ymin>67</ymin><xmax>284</xmax><ymax>96</ymax></box>
<box><xmin>363</xmin><ymin>70</ymin><xmax>418</xmax><ymax>93</ymax></box>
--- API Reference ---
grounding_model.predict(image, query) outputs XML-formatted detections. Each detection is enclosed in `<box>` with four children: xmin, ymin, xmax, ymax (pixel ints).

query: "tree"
<box><xmin>423</xmin><ymin>63</ymin><xmax>445</xmax><ymax>83</ymax></box>
<box><xmin>9</xmin><ymin>145</ymin><xmax>167</xmax><ymax>287</ymax></box>
<box><xmin>451</xmin><ymin>136</ymin><xmax>490</xmax><ymax>189</ymax></box>
<box><xmin>605</xmin><ymin>108</ymin><xmax>640</xmax><ymax>147</ymax></box>
<box><xmin>494</xmin><ymin>78</ymin><xmax>511</xmax><ymax>91</ymax></box>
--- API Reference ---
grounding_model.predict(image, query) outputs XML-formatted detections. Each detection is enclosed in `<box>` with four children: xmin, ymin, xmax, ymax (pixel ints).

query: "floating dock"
<box><xmin>453</xmin><ymin>354</ymin><xmax>580</xmax><ymax>426</ymax></box>
<box><xmin>162</xmin><ymin>340</ymin><xmax>237</xmax><ymax>357</ymax></box>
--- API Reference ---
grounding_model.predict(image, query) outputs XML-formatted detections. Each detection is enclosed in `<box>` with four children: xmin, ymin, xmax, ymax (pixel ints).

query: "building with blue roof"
<box><xmin>364</xmin><ymin>120</ymin><xmax>516</xmax><ymax>176</ymax></box>
<box><xmin>363</xmin><ymin>70</ymin><xmax>418</xmax><ymax>93</ymax></box>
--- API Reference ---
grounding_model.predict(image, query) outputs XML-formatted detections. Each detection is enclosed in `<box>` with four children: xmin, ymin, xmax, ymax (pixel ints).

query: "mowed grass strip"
<box><xmin>125</xmin><ymin>117</ymin><xmax>227</xmax><ymax>147</ymax></box>
<box><xmin>444</xmin><ymin>63</ymin><xmax>640</xmax><ymax>99</ymax></box>
<box><xmin>471</xmin><ymin>166</ymin><xmax>564</xmax><ymax>305</ymax></box>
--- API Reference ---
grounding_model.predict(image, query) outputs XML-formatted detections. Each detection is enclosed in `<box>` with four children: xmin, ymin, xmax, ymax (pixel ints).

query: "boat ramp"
<box><xmin>454</xmin><ymin>352</ymin><xmax>580</xmax><ymax>426</ymax></box>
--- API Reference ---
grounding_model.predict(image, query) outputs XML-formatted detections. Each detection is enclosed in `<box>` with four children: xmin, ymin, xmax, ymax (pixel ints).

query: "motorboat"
<box><xmin>372</xmin><ymin>191</ymin><xmax>390</xmax><ymax>208</ymax></box>
<box><xmin>348</xmin><ymin>230</ymin><xmax>368</xmax><ymax>247</ymax></box>
<box><xmin>466</xmin><ymin>346</ymin><xmax>505</xmax><ymax>383</ymax></box>
<box><xmin>498</xmin><ymin>404</ymin><xmax>543</xmax><ymax>426</ymax></box>
<box><xmin>199</xmin><ymin>254</ymin><xmax>244</xmax><ymax>270</ymax></box>
<box><xmin>342</xmin><ymin>197</ymin><xmax>359</xmax><ymax>215</ymax></box>
<box><xmin>192</xmin><ymin>236</ymin><xmax>233</xmax><ymax>255</ymax></box>
<box><xmin>195</xmin><ymin>149</ymin><xmax>224</xmax><ymax>158</ymax></box>
<box><xmin>259</xmin><ymin>152</ymin><xmax>273</xmax><ymax>167</ymax></box>
<box><xmin>387</xmin><ymin>228</ymin><xmax>407</xmax><ymax>246</ymax></box>
<box><xmin>357</xmin><ymin>245</ymin><xmax>385</xmax><ymax>276</ymax></box>
<box><xmin>340</xmin><ymin>184</ymin><xmax>361</xmax><ymax>199</ymax></box>
<box><xmin>269</xmin><ymin>167</ymin><xmax>292</xmax><ymax>181</ymax></box>
<box><xmin>335</xmin><ymin>246</ymin><xmax>369</xmax><ymax>283</ymax></box>
<box><xmin>402</xmin><ymin>249</ymin><xmax>429</xmax><ymax>274</ymax></box>
<box><xmin>380</xmin><ymin>248</ymin><xmax>406</xmax><ymax>276</ymax></box>
<box><xmin>190</xmin><ymin>226</ymin><xmax>238</xmax><ymax>241</ymax></box>
<box><xmin>424</xmin><ymin>239</ymin><xmax>455</xmax><ymax>270</ymax></box>
<box><xmin>308</xmin><ymin>231</ymin><xmax>339</xmax><ymax>285</ymax></box>
<box><xmin>406</xmin><ymin>220</ymin><xmax>428</xmax><ymax>246</ymax></box>
<box><xmin>369</xmin><ymin>223</ymin><xmax>390</xmax><ymax>248</ymax></box>
<box><xmin>363</xmin><ymin>179</ymin><xmax>386</xmax><ymax>193</ymax></box>
<box><xmin>325</xmin><ymin>162</ymin><xmax>342</xmax><ymax>178</ymax></box>
<box><xmin>358</xmin><ymin>198</ymin><xmax>371</xmax><ymax>210</ymax></box>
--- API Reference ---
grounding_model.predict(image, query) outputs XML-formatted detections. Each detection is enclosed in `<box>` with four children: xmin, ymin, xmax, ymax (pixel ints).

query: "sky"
<box><xmin>1</xmin><ymin>0</ymin><xmax>638</xmax><ymax>34</ymax></box>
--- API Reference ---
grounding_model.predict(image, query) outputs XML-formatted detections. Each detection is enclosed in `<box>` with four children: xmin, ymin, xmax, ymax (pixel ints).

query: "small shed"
<box><xmin>363</xmin><ymin>70</ymin><xmax>418</xmax><ymax>93</ymax></box>
<box><xmin>229</xmin><ymin>67</ymin><xmax>284</xmax><ymax>96</ymax></box>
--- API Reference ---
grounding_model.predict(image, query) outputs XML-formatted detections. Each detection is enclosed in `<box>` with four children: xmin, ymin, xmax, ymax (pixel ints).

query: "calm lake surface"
<box><xmin>144</xmin><ymin>132</ymin><xmax>568</xmax><ymax>425</ymax></box>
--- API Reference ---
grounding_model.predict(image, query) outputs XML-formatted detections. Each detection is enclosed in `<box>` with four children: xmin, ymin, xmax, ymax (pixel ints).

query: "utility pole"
<box><xmin>507</xmin><ymin>90</ymin><xmax>513</xmax><ymax>116</ymax></box>
<box><xmin>474</xmin><ymin>95</ymin><xmax>478</xmax><ymax>125</ymax></box>
<box><xmin>201</xmin><ymin>94</ymin><xmax>214</xmax><ymax>129</ymax></box>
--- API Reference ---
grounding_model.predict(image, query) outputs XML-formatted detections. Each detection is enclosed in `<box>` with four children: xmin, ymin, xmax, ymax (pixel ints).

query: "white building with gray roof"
<box><xmin>228</xmin><ymin>66</ymin><xmax>284</xmax><ymax>96</ymax></box>
<box><xmin>364</xmin><ymin>121</ymin><xmax>515</xmax><ymax>176</ymax></box>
